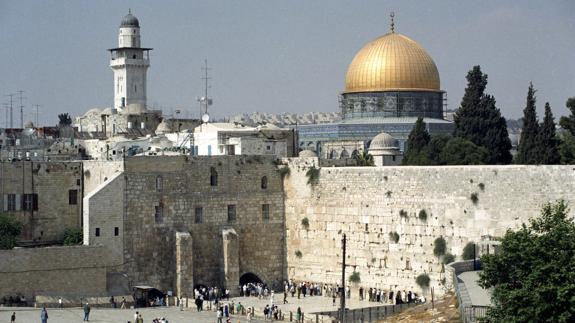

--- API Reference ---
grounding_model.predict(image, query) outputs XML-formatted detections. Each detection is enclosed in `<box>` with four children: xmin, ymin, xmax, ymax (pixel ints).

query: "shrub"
<box><xmin>418</xmin><ymin>209</ymin><xmax>428</xmax><ymax>222</ymax></box>
<box><xmin>278</xmin><ymin>166</ymin><xmax>290</xmax><ymax>179</ymax></box>
<box><xmin>63</xmin><ymin>228</ymin><xmax>83</xmax><ymax>245</ymax></box>
<box><xmin>442</xmin><ymin>253</ymin><xmax>455</xmax><ymax>264</ymax></box>
<box><xmin>295</xmin><ymin>250</ymin><xmax>303</xmax><ymax>258</ymax></box>
<box><xmin>349</xmin><ymin>272</ymin><xmax>361</xmax><ymax>283</ymax></box>
<box><xmin>433</xmin><ymin>237</ymin><xmax>447</xmax><ymax>257</ymax></box>
<box><xmin>462</xmin><ymin>242</ymin><xmax>476</xmax><ymax>260</ymax></box>
<box><xmin>416</xmin><ymin>273</ymin><xmax>430</xmax><ymax>289</ymax></box>
<box><xmin>389</xmin><ymin>231</ymin><xmax>400</xmax><ymax>243</ymax></box>
<box><xmin>0</xmin><ymin>214</ymin><xmax>22</xmax><ymax>249</ymax></box>
<box><xmin>306</xmin><ymin>166</ymin><xmax>320</xmax><ymax>186</ymax></box>
<box><xmin>301</xmin><ymin>217</ymin><xmax>310</xmax><ymax>230</ymax></box>
<box><xmin>478</xmin><ymin>183</ymin><xmax>485</xmax><ymax>191</ymax></box>
<box><xmin>385</xmin><ymin>190</ymin><xmax>392</xmax><ymax>198</ymax></box>
<box><xmin>399</xmin><ymin>210</ymin><xmax>408</xmax><ymax>218</ymax></box>
<box><xmin>470</xmin><ymin>192</ymin><xmax>479</xmax><ymax>205</ymax></box>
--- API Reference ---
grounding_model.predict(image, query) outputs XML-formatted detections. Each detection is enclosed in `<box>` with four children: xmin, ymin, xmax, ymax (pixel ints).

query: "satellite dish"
<box><xmin>201</xmin><ymin>113</ymin><xmax>210</xmax><ymax>123</ymax></box>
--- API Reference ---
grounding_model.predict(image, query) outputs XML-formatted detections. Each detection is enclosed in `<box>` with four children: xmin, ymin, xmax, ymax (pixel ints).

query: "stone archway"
<box><xmin>239</xmin><ymin>272</ymin><xmax>263</xmax><ymax>286</ymax></box>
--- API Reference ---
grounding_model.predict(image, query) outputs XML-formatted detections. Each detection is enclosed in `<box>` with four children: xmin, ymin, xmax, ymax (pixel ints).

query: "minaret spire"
<box><xmin>390</xmin><ymin>12</ymin><xmax>395</xmax><ymax>33</ymax></box>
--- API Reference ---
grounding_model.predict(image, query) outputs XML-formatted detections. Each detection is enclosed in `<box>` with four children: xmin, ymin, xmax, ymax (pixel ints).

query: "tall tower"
<box><xmin>108</xmin><ymin>10</ymin><xmax>152</xmax><ymax>110</ymax></box>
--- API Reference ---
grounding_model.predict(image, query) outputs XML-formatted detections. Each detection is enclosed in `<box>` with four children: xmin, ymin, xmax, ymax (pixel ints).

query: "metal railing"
<box><xmin>308</xmin><ymin>302</ymin><xmax>418</xmax><ymax>323</ymax></box>
<box><xmin>449</xmin><ymin>260</ymin><xmax>489</xmax><ymax>323</ymax></box>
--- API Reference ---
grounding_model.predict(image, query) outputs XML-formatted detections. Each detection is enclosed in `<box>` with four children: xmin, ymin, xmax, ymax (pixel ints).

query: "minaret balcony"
<box><xmin>110</xmin><ymin>57</ymin><xmax>150</xmax><ymax>68</ymax></box>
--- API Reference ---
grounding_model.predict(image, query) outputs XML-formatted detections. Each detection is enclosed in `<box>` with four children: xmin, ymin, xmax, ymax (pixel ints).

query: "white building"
<box><xmin>187</xmin><ymin>123</ymin><xmax>296</xmax><ymax>157</ymax></box>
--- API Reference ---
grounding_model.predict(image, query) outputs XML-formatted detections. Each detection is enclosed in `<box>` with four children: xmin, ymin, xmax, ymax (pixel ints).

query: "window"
<box><xmin>95</xmin><ymin>228</ymin><xmax>100</xmax><ymax>237</ymax></box>
<box><xmin>69</xmin><ymin>190</ymin><xmax>78</xmax><ymax>205</ymax></box>
<box><xmin>114</xmin><ymin>227</ymin><xmax>119</xmax><ymax>236</ymax></box>
<box><xmin>261</xmin><ymin>176</ymin><xmax>268</xmax><ymax>189</ymax></box>
<box><xmin>155</xmin><ymin>176</ymin><xmax>163</xmax><ymax>192</ymax></box>
<box><xmin>210</xmin><ymin>167</ymin><xmax>218</xmax><ymax>186</ymax></box>
<box><xmin>262</xmin><ymin>204</ymin><xmax>270</xmax><ymax>221</ymax></box>
<box><xmin>76</xmin><ymin>179</ymin><xmax>81</xmax><ymax>186</ymax></box>
<box><xmin>266</xmin><ymin>145</ymin><xmax>271</xmax><ymax>151</ymax></box>
<box><xmin>23</xmin><ymin>194</ymin><xmax>38</xmax><ymax>211</ymax></box>
<box><xmin>154</xmin><ymin>204</ymin><xmax>164</xmax><ymax>224</ymax></box>
<box><xmin>195</xmin><ymin>207</ymin><xmax>203</xmax><ymax>224</ymax></box>
<box><xmin>6</xmin><ymin>194</ymin><xmax>16</xmax><ymax>211</ymax></box>
<box><xmin>227</xmin><ymin>205</ymin><xmax>236</xmax><ymax>222</ymax></box>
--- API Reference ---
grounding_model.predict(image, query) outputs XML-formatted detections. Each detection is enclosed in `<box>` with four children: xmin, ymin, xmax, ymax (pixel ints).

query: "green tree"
<box><xmin>559</xmin><ymin>132</ymin><xmax>575</xmax><ymax>164</ymax></box>
<box><xmin>0</xmin><ymin>214</ymin><xmax>22</xmax><ymax>249</ymax></box>
<box><xmin>423</xmin><ymin>135</ymin><xmax>451</xmax><ymax>165</ymax></box>
<box><xmin>62</xmin><ymin>228</ymin><xmax>83</xmax><ymax>245</ymax></box>
<box><xmin>433</xmin><ymin>236</ymin><xmax>447</xmax><ymax>258</ymax></box>
<box><xmin>440</xmin><ymin>137</ymin><xmax>488</xmax><ymax>165</ymax></box>
<box><xmin>539</xmin><ymin>102</ymin><xmax>560</xmax><ymax>164</ymax></box>
<box><xmin>516</xmin><ymin>83</ymin><xmax>541</xmax><ymax>164</ymax></box>
<box><xmin>559</xmin><ymin>97</ymin><xmax>575</xmax><ymax>136</ymax></box>
<box><xmin>353</xmin><ymin>150</ymin><xmax>374</xmax><ymax>166</ymax></box>
<box><xmin>453</xmin><ymin>66</ymin><xmax>512</xmax><ymax>164</ymax></box>
<box><xmin>479</xmin><ymin>201</ymin><xmax>575</xmax><ymax>322</ymax></box>
<box><xmin>403</xmin><ymin>117</ymin><xmax>431</xmax><ymax>165</ymax></box>
<box><xmin>58</xmin><ymin>113</ymin><xmax>72</xmax><ymax>127</ymax></box>
<box><xmin>462</xmin><ymin>242</ymin><xmax>476</xmax><ymax>260</ymax></box>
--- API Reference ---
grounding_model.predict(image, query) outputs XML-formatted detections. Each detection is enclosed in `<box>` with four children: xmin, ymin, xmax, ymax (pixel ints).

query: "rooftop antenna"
<box><xmin>33</xmin><ymin>104</ymin><xmax>40</xmax><ymax>127</ymax></box>
<box><xmin>197</xmin><ymin>59</ymin><xmax>213</xmax><ymax>121</ymax></box>
<box><xmin>17</xmin><ymin>90</ymin><xmax>25</xmax><ymax>129</ymax></box>
<box><xmin>5</xmin><ymin>93</ymin><xmax>14</xmax><ymax>128</ymax></box>
<box><xmin>390</xmin><ymin>12</ymin><xmax>395</xmax><ymax>33</ymax></box>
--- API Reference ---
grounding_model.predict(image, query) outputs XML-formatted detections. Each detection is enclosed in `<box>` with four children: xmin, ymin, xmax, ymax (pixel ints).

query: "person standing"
<box><xmin>40</xmin><ymin>306</ymin><xmax>48</xmax><ymax>323</ymax></box>
<box><xmin>217</xmin><ymin>307</ymin><xmax>223</xmax><ymax>323</ymax></box>
<box><xmin>10</xmin><ymin>312</ymin><xmax>16</xmax><ymax>323</ymax></box>
<box><xmin>83</xmin><ymin>302</ymin><xmax>91</xmax><ymax>321</ymax></box>
<box><xmin>58</xmin><ymin>297</ymin><xmax>63</xmax><ymax>309</ymax></box>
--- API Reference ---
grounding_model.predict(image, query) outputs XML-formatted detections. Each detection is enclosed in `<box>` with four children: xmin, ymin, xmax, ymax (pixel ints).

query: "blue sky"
<box><xmin>1</xmin><ymin>0</ymin><xmax>574</xmax><ymax>125</ymax></box>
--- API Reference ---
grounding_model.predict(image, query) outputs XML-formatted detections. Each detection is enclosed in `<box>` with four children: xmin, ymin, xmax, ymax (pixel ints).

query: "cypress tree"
<box><xmin>403</xmin><ymin>117</ymin><xmax>430</xmax><ymax>165</ymax></box>
<box><xmin>516</xmin><ymin>83</ymin><xmax>540</xmax><ymax>164</ymax></box>
<box><xmin>539</xmin><ymin>102</ymin><xmax>560</xmax><ymax>164</ymax></box>
<box><xmin>453</xmin><ymin>66</ymin><xmax>512</xmax><ymax>164</ymax></box>
<box><xmin>559</xmin><ymin>97</ymin><xmax>575</xmax><ymax>136</ymax></box>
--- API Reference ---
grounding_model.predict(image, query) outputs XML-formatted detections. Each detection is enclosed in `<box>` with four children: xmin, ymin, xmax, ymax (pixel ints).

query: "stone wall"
<box><xmin>283</xmin><ymin>160</ymin><xmax>575</xmax><ymax>296</ymax></box>
<box><xmin>82</xmin><ymin>160</ymin><xmax>124</xmax><ymax>194</ymax></box>
<box><xmin>122</xmin><ymin>155</ymin><xmax>286</xmax><ymax>292</ymax></box>
<box><xmin>0</xmin><ymin>245</ymin><xmax>111</xmax><ymax>299</ymax></box>
<box><xmin>0</xmin><ymin>161</ymin><xmax>83</xmax><ymax>242</ymax></box>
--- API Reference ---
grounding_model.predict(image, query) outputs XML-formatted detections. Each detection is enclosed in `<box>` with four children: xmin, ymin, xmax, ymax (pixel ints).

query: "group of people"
<box><xmin>358</xmin><ymin>287</ymin><xmax>424</xmax><ymax>304</ymax></box>
<box><xmin>284</xmin><ymin>280</ymin><xmax>322</xmax><ymax>299</ymax></box>
<box><xmin>216</xmin><ymin>302</ymin><xmax>253</xmax><ymax>322</ymax></box>
<box><xmin>239</xmin><ymin>282</ymin><xmax>270</xmax><ymax>298</ymax></box>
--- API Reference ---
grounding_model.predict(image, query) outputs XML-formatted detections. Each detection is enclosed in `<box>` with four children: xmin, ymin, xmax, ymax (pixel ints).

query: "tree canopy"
<box><xmin>559</xmin><ymin>97</ymin><xmax>575</xmax><ymax>137</ymax></box>
<box><xmin>0</xmin><ymin>214</ymin><xmax>22</xmax><ymax>249</ymax></box>
<box><xmin>539</xmin><ymin>102</ymin><xmax>560</xmax><ymax>164</ymax></box>
<box><xmin>58</xmin><ymin>113</ymin><xmax>72</xmax><ymax>127</ymax></box>
<box><xmin>479</xmin><ymin>201</ymin><xmax>575</xmax><ymax>322</ymax></box>
<box><xmin>353</xmin><ymin>150</ymin><xmax>374</xmax><ymax>166</ymax></box>
<box><xmin>453</xmin><ymin>66</ymin><xmax>512</xmax><ymax>164</ymax></box>
<box><xmin>515</xmin><ymin>83</ymin><xmax>541</xmax><ymax>164</ymax></box>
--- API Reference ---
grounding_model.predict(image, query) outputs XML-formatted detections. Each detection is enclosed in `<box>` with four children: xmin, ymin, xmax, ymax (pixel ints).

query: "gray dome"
<box><xmin>120</xmin><ymin>12</ymin><xmax>140</xmax><ymax>28</ymax></box>
<box><xmin>369</xmin><ymin>132</ymin><xmax>398</xmax><ymax>150</ymax></box>
<box><xmin>299</xmin><ymin>149</ymin><xmax>318</xmax><ymax>158</ymax></box>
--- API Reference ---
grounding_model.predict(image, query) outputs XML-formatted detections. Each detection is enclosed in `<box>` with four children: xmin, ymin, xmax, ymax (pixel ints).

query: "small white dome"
<box><xmin>369</xmin><ymin>132</ymin><xmax>398</xmax><ymax>150</ymax></box>
<box><xmin>299</xmin><ymin>149</ymin><xmax>318</xmax><ymax>158</ymax></box>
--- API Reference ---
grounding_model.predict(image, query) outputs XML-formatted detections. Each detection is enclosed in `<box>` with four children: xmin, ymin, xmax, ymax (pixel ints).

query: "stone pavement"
<box><xmin>0</xmin><ymin>306</ymin><xmax>266</xmax><ymax>323</ymax></box>
<box><xmin>457</xmin><ymin>271</ymin><xmax>492</xmax><ymax>306</ymax></box>
<box><xmin>0</xmin><ymin>294</ymin><xmax>395</xmax><ymax>323</ymax></box>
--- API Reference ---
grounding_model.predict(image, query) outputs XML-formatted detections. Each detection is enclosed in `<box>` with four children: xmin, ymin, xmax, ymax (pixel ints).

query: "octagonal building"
<box><xmin>298</xmin><ymin>20</ymin><xmax>453</xmax><ymax>158</ymax></box>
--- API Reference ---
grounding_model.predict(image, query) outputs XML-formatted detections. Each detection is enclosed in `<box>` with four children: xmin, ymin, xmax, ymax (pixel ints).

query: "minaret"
<box><xmin>108</xmin><ymin>10</ymin><xmax>152</xmax><ymax>110</ymax></box>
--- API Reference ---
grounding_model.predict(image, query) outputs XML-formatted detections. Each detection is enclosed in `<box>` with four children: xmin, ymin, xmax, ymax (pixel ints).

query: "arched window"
<box><xmin>352</xmin><ymin>150</ymin><xmax>359</xmax><ymax>159</ymax></box>
<box><xmin>329</xmin><ymin>150</ymin><xmax>336</xmax><ymax>159</ymax></box>
<box><xmin>210</xmin><ymin>167</ymin><xmax>218</xmax><ymax>186</ymax></box>
<box><xmin>261</xmin><ymin>176</ymin><xmax>268</xmax><ymax>189</ymax></box>
<box><xmin>340</xmin><ymin>149</ymin><xmax>350</xmax><ymax>159</ymax></box>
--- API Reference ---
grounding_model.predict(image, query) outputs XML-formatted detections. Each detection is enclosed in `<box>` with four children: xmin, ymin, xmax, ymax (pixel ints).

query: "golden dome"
<box><xmin>344</xmin><ymin>32</ymin><xmax>440</xmax><ymax>93</ymax></box>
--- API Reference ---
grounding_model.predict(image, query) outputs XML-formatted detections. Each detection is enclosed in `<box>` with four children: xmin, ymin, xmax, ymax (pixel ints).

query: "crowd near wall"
<box><xmin>0</xmin><ymin>161</ymin><xmax>83</xmax><ymax>243</ymax></box>
<box><xmin>121</xmin><ymin>155</ymin><xmax>286</xmax><ymax>295</ymax></box>
<box><xmin>283</xmin><ymin>159</ymin><xmax>575</xmax><ymax>296</ymax></box>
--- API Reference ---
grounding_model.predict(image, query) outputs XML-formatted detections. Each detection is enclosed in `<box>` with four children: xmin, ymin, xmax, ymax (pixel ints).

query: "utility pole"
<box><xmin>340</xmin><ymin>233</ymin><xmax>347</xmax><ymax>323</ymax></box>
<box><xmin>17</xmin><ymin>90</ymin><xmax>25</xmax><ymax>129</ymax></box>
<box><xmin>197</xmin><ymin>59</ymin><xmax>213</xmax><ymax>118</ymax></box>
<box><xmin>6</xmin><ymin>93</ymin><xmax>14</xmax><ymax>128</ymax></box>
<box><xmin>33</xmin><ymin>104</ymin><xmax>40</xmax><ymax>127</ymax></box>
